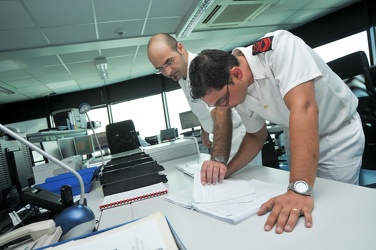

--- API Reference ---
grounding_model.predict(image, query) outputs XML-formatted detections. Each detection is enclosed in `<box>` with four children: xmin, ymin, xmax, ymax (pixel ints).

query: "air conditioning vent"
<box><xmin>212</xmin><ymin>3</ymin><xmax>263</xmax><ymax>24</ymax></box>
<box><xmin>203</xmin><ymin>5</ymin><xmax>222</xmax><ymax>24</ymax></box>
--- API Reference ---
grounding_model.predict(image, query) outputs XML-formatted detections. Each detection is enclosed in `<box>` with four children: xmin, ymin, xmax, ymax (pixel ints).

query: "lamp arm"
<box><xmin>0</xmin><ymin>124</ymin><xmax>85</xmax><ymax>205</ymax></box>
<box><xmin>86</xmin><ymin>114</ymin><xmax>104</xmax><ymax>166</ymax></box>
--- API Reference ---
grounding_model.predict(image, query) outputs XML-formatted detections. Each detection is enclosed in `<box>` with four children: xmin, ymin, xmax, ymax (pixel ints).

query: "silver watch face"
<box><xmin>212</xmin><ymin>156</ymin><xmax>226</xmax><ymax>164</ymax></box>
<box><xmin>294</xmin><ymin>181</ymin><xmax>308</xmax><ymax>193</ymax></box>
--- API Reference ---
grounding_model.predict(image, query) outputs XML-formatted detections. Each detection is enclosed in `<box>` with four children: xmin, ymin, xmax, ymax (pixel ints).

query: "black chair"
<box><xmin>105</xmin><ymin>120</ymin><xmax>141</xmax><ymax>154</ymax></box>
<box><xmin>327</xmin><ymin>51</ymin><xmax>376</xmax><ymax>175</ymax></box>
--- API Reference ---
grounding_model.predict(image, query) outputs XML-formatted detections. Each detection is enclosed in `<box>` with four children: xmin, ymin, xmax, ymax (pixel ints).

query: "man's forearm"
<box><xmin>211</xmin><ymin>108</ymin><xmax>232</xmax><ymax>162</ymax></box>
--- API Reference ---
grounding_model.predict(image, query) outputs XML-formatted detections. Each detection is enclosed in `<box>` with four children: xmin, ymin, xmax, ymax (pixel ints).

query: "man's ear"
<box><xmin>177</xmin><ymin>42</ymin><xmax>185</xmax><ymax>54</ymax></box>
<box><xmin>230</xmin><ymin>67</ymin><xmax>243</xmax><ymax>81</ymax></box>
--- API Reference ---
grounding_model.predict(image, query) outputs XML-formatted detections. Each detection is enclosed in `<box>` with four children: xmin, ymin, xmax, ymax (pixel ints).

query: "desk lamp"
<box><xmin>0</xmin><ymin>124</ymin><xmax>96</xmax><ymax>241</ymax></box>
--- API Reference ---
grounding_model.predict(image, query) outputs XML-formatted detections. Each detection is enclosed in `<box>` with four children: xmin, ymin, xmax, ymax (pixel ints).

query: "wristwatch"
<box><xmin>288</xmin><ymin>180</ymin><xmax>314</xmax><ymax>197</ymax></box>
<box><xmin>211</xmin><ymin>156</ymin><xmax>227</xmax><ymax>165</ymax></box>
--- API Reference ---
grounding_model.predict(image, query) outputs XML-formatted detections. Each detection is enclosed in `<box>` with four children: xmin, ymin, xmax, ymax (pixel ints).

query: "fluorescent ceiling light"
<box><xmin>176</xmin><ymin>0</ymin><xmax>215</xmax><ymax>38</ymax></box>
<box><xmin>0</xmin><ymin>86</ymin><xmax>15</xmax><ymax>94</ymax></box>
<box><xmin>95</xmin><ymin>58</ymin><xmax>108</xmax><ymax>80</ymax></box>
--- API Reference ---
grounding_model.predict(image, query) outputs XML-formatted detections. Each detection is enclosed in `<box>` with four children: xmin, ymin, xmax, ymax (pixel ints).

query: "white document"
<box><xmin>43</xmin><ymin>212</ymin><xmax>181</xmax><ymax>250</ymax></box>
<box><xmin>193</xmin><ymin>172</ymin><xmax>255</xmax><ymax>203</ymax></box>
<box><xmin>175</xmin><ymin>159</ymin><xmax>205</xmax><ymax>177</ymax></box>
<box><xmin>165</xmin><ymin>179</ymin><xmax>287</xmax><ymax>224</ymax></box>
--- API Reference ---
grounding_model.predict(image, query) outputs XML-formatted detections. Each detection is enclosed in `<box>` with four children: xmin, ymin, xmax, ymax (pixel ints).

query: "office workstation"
<box><xmin>26</xmin><ymin>147</ymin><xmax>376</xmax><ymax>250</ymax></box>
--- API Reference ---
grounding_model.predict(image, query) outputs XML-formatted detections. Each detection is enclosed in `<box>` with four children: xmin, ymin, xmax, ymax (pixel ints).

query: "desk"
<box><xmin>88</xmin><ymin>154</ymin><xmax>376</xmax><ymax>250</ymax></box>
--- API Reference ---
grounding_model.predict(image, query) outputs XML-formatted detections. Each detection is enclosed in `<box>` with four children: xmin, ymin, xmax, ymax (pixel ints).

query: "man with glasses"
<box><xmin>147</xmin><ymin>34</ymin><xmax>262</xmax><ymax>182</ymax></box>
<box><xmin>189</xmin><ymin>30</ymin><xmax>364</xmax><ymax>234</ymax></box>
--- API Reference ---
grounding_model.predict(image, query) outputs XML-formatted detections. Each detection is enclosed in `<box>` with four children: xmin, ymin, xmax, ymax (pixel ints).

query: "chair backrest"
<box><xmin>369</xmin><ymin>65</ymin><xmax>376</xmax><ymax>85</ymax></box>
<box><xmin>328</xmin><ymin>51</ymin><xmax>376</xmax><ymax>170</ymax></box>
<box><xmin>327</xmin><ymin>51</ymin><xmax>376</xmax><ymax>127</ymax></box>
<box><xmin>105</xmin><ymin>120</ymin><xmax>141</xmax><ymax>154</ymax></box>
<box><xmin>327</xmin><ymin>51</ymin><xmax>376</xmax><ymax>98</ymax></box>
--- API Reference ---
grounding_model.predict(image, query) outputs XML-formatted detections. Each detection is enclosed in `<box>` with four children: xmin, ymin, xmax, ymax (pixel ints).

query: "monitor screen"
<box><xmin>57</xmin><ymin>138</ymin><xmax>77</xmax><ymax>158</ymax></box>
<box><xmin>40</xmin><ymin>141</ymin><xmax>63</xmax><ymax>161</ymax></box>
<box><xmin>95</xmin><ymin>132</ymin><xmax>109</xmax><ymax>149</ymax></box>
<box><xmin>74</xmin><ymin>135</ymin><xmax>94</xmax><ymax>156</ymax></box>
<box><xmin>179</xmin><ymin>111</ymin><xmax>201</xmax><ymax>131</ymax></box>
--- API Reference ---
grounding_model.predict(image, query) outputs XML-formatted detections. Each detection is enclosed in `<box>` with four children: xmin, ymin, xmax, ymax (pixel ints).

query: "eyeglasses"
<box><xmin>154</xmin><ymin>56</ymin><xmax>175</xmax><ymax>74</ymax></box>
<box><xmin>208</xmin><ymin>83</ymin><xmax>230</xmax><ymax>107</ymax></box>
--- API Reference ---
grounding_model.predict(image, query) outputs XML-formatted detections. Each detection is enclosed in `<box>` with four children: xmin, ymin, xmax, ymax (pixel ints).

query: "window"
<box><xmin>165</xmin><ymin>89</ymin><xmax>191</xmax><ymax>133</ymax></box>
<box><xmin>86</xmin><ymin>106</ymin><xmax>109</xmax><ymax>134</ymax></box>
<box><xmin>111</xmin><ymin>94</ymin><xmax>165</xmax><ymax>138</ymax></box>
<box><xmin>314</xmin><ymin>31</ymin><xmax>370</xmax><ymax>63</ymax></box>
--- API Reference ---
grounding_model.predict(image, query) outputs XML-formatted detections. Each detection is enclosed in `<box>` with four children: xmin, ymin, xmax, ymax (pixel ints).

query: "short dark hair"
<box><xmin>189</xmin><ymin>49</ymin><xmax>239</xmax><ymax>100</ymax></box>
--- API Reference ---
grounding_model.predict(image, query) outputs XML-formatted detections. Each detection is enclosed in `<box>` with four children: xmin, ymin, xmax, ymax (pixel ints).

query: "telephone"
<box><xmin>0</xmin><ymin>219</ymin><xmax>62</xmax><ymax>249</ymax></box>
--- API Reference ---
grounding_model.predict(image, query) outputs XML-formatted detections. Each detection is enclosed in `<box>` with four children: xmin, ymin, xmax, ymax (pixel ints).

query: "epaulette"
<box><xmin>252</xmin><ymin>36</ymin><xmax>274</xmax><ymax>55</ymax></box>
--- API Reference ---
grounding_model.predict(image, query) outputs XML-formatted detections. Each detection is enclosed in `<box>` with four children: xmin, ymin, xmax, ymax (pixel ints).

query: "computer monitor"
<box><xmin>74</xmin><ymin>135</ymin><xmax>94</xmax><ymax>156</ymax></box>
<box><xmin>57</xmin><ymin>138</ymin><xmax>77</xmax><ymax>159</ymax></box>
<box><xmin>179</xmin><ymin>110</ymin><xmax>201</xmax><ymax>131</ymax></box>
<box><xmin>95</xmin><ymin>132</ymin><xmax>109</xmax><ymax>149</ymax></box>
<box><xmin>40</xmin><ymin>141</ymin><xmax>63</xmax><ymax>162</ymax></box>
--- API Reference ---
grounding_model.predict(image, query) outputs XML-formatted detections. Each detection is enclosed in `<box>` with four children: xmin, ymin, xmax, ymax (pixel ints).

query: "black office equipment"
<box><xmin>103</xmin><ymin>156</ymin><xmax>154</xmax><ymax>173</ymax></box>
<box><xmin>179</xmin><ymin>110</ymin><xmax>201</xmax><ymax>132</ymax></box>
<box><xmin>0</xmin><ymin>124</ymin><xmax>96</xmax><ymax>241</ymax></box>
<box><xmin>160</xmin><ymin>128</ymin><xmax>178</xmax><ymax>142</ymax></box>
<box><xmin>99</xmin><ymin>161</ymin><xmax>165</xmax><ymax>185</ymax></box>
<box><xmin>102</xmin><ymin>173</ymin><xmax>168</xmax><ymax>197</ymax></box>
<box><xmin>103</xmin><ymin>151</ymin><xmax>149</xmax><ymax>168</ymax></box>
<box><xmin>106</xmin><ymin>120</ymin><xmax>141</xmax><ymax>154</ymax></box>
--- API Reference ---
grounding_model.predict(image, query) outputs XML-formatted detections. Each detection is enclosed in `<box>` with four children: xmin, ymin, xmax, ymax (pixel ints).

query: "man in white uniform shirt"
<box><xmin>147</xmin><ymin>34</ymin><xmax>262</xmax><ymax>176</ymax></box>
<box><xmin>188</xmin><ymin>30</ymin><xmax>364</xmax><ymax>234</ymax></box>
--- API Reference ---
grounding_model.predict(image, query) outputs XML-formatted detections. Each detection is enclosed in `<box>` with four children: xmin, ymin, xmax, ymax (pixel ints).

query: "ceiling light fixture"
<box><xmin>0</xmin><ymin>86</ymin><xmax>15</xmax><ymax>94</ymax></box>
<box><xmin>176</xmin><ymin>0</ymin><xmax>215</xmax><ymax>38</ymax></box>
<box><xmin>95</xmin><ymin>58</ymin><xmax>108</xmax><ymax>80</ymax></box>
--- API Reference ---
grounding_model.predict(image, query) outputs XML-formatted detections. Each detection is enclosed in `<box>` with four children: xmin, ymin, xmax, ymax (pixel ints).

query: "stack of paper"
<box><xmin>165</xmin><ymin>173</ymin><xmax>286</xmax><ymax>224</ymax></box>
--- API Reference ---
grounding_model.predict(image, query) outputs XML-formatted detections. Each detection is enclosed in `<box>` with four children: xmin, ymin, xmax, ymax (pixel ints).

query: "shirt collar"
<box><xmin>186</xmin><ymin>51</ymin><xmax>197</xmax><ymax>82</ymax></box>
<box><xmin>232</xmin><ymin>47</ymin><xmax>268</xmax><ymax>81</ymax></box>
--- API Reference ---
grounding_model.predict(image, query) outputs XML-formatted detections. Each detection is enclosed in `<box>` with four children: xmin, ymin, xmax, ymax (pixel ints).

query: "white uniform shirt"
<box><xmin>179</xmin><ymin>52</ymin><xmax>256</xmax><ymax>161</ymax></box>
<box><xmin>233</xmin><ymin>30</ymin><xmax>358</xmax><ymax>138</ymax></box>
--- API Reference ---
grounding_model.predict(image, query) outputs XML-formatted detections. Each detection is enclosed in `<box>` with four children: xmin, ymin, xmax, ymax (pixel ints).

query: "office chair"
<box><xmin>105</xmin><ymin>120</ymin><xmax>141</xmax><ymax>155</ymax></box>
<box><xmin>327</xmin><ymin>51</ymin><xmax>376</xmax><ymax>176</ymax></box>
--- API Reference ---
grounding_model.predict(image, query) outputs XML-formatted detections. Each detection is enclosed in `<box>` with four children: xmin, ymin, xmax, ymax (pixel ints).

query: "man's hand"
<box><xmin>257</xmin><ymin>191</ymin><xmax>314</xmax><ymax>233</ymax></box>
<box><xmin>201</xmin><ymin>129</ymin><xmax>211</xmax><ymax>148</ymax></box>
<box><xmin>200</xmin><ymin>160</ymin><xmax>227</xmax><ymax>185</ymax></box>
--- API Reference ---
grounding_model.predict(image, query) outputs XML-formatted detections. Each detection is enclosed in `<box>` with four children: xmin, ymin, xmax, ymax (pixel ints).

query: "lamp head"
<box><xmin>79</xmin><ymin>103</ymin><xmax>91</xmax><ymax>114</ymax></box>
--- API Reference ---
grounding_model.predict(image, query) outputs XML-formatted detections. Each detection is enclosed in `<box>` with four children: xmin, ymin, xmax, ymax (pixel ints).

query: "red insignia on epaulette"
<box><xmin>252</xmin><ymin>36</ymin><xmax>274</xmax><ymax>55</ymax></box>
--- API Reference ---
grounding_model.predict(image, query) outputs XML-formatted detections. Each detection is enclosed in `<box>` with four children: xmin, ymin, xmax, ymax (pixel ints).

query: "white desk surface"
<box><xmin>88</xmin><ymin>153</ymin><xmax>376</xmax><ymax>250</ymax></box>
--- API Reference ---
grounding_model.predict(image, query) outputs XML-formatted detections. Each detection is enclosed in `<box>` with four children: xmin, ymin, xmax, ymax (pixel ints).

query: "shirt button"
<box><xmin>264</xmin><ymin>105</ymin><xmax>268</xmax><ymax>109</ymax></box>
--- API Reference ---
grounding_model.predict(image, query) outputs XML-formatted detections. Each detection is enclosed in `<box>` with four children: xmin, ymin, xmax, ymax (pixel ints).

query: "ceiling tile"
<box><xmin>15</xmin><ymin>55</ymin><xmax>61</xmax><ymax>68</ymax></box>
<box><xmin>24</xmin><ymin>0</ymin><xmax>94</xmax><ymax>27</ymax></box>
<box><xmin>94</xmin><ymin>0</ymin><xmax>149</xmax><ymax>22</ymax></box>
<box><xmin>7</xmin><ymin>78</ymin><xmax>42</xmax><ymax>88</ymax></box>
<box><xmin>143</xmin><ymin>17</ymin><xmax>184</xmax><ymax>36</ymax></box>
<box><xmin>0</xmin><ymin>1</ymin><xmax>36</xmax><ymax>30</ymax></box>
<box><xmin>0</xmin><ymin>70</ymin><xmax>33</xmax><ymax>81</ymax></box>
<box><xmin>0</xmin><ymin>29</ymin><xmax>49</xmax><ymax>50</ymax></box>
<box><xmin>97</xmin><ymin>21</ymin><xmax>145</xmax><ymax>40</ymax></box>
<box><xmin>26</xmin><ymin>65</ymin><xmax>69</xmax><ymax>78</ymax></box>
<box><xmin>42</xmin><ymin>24</ymin><xmax>97</xmax><ymax>45</ymax></box>
<box><xmin>149</xmin><ymin>0</ymin><xmax>195</xmax><ymax>17</ymax></box>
